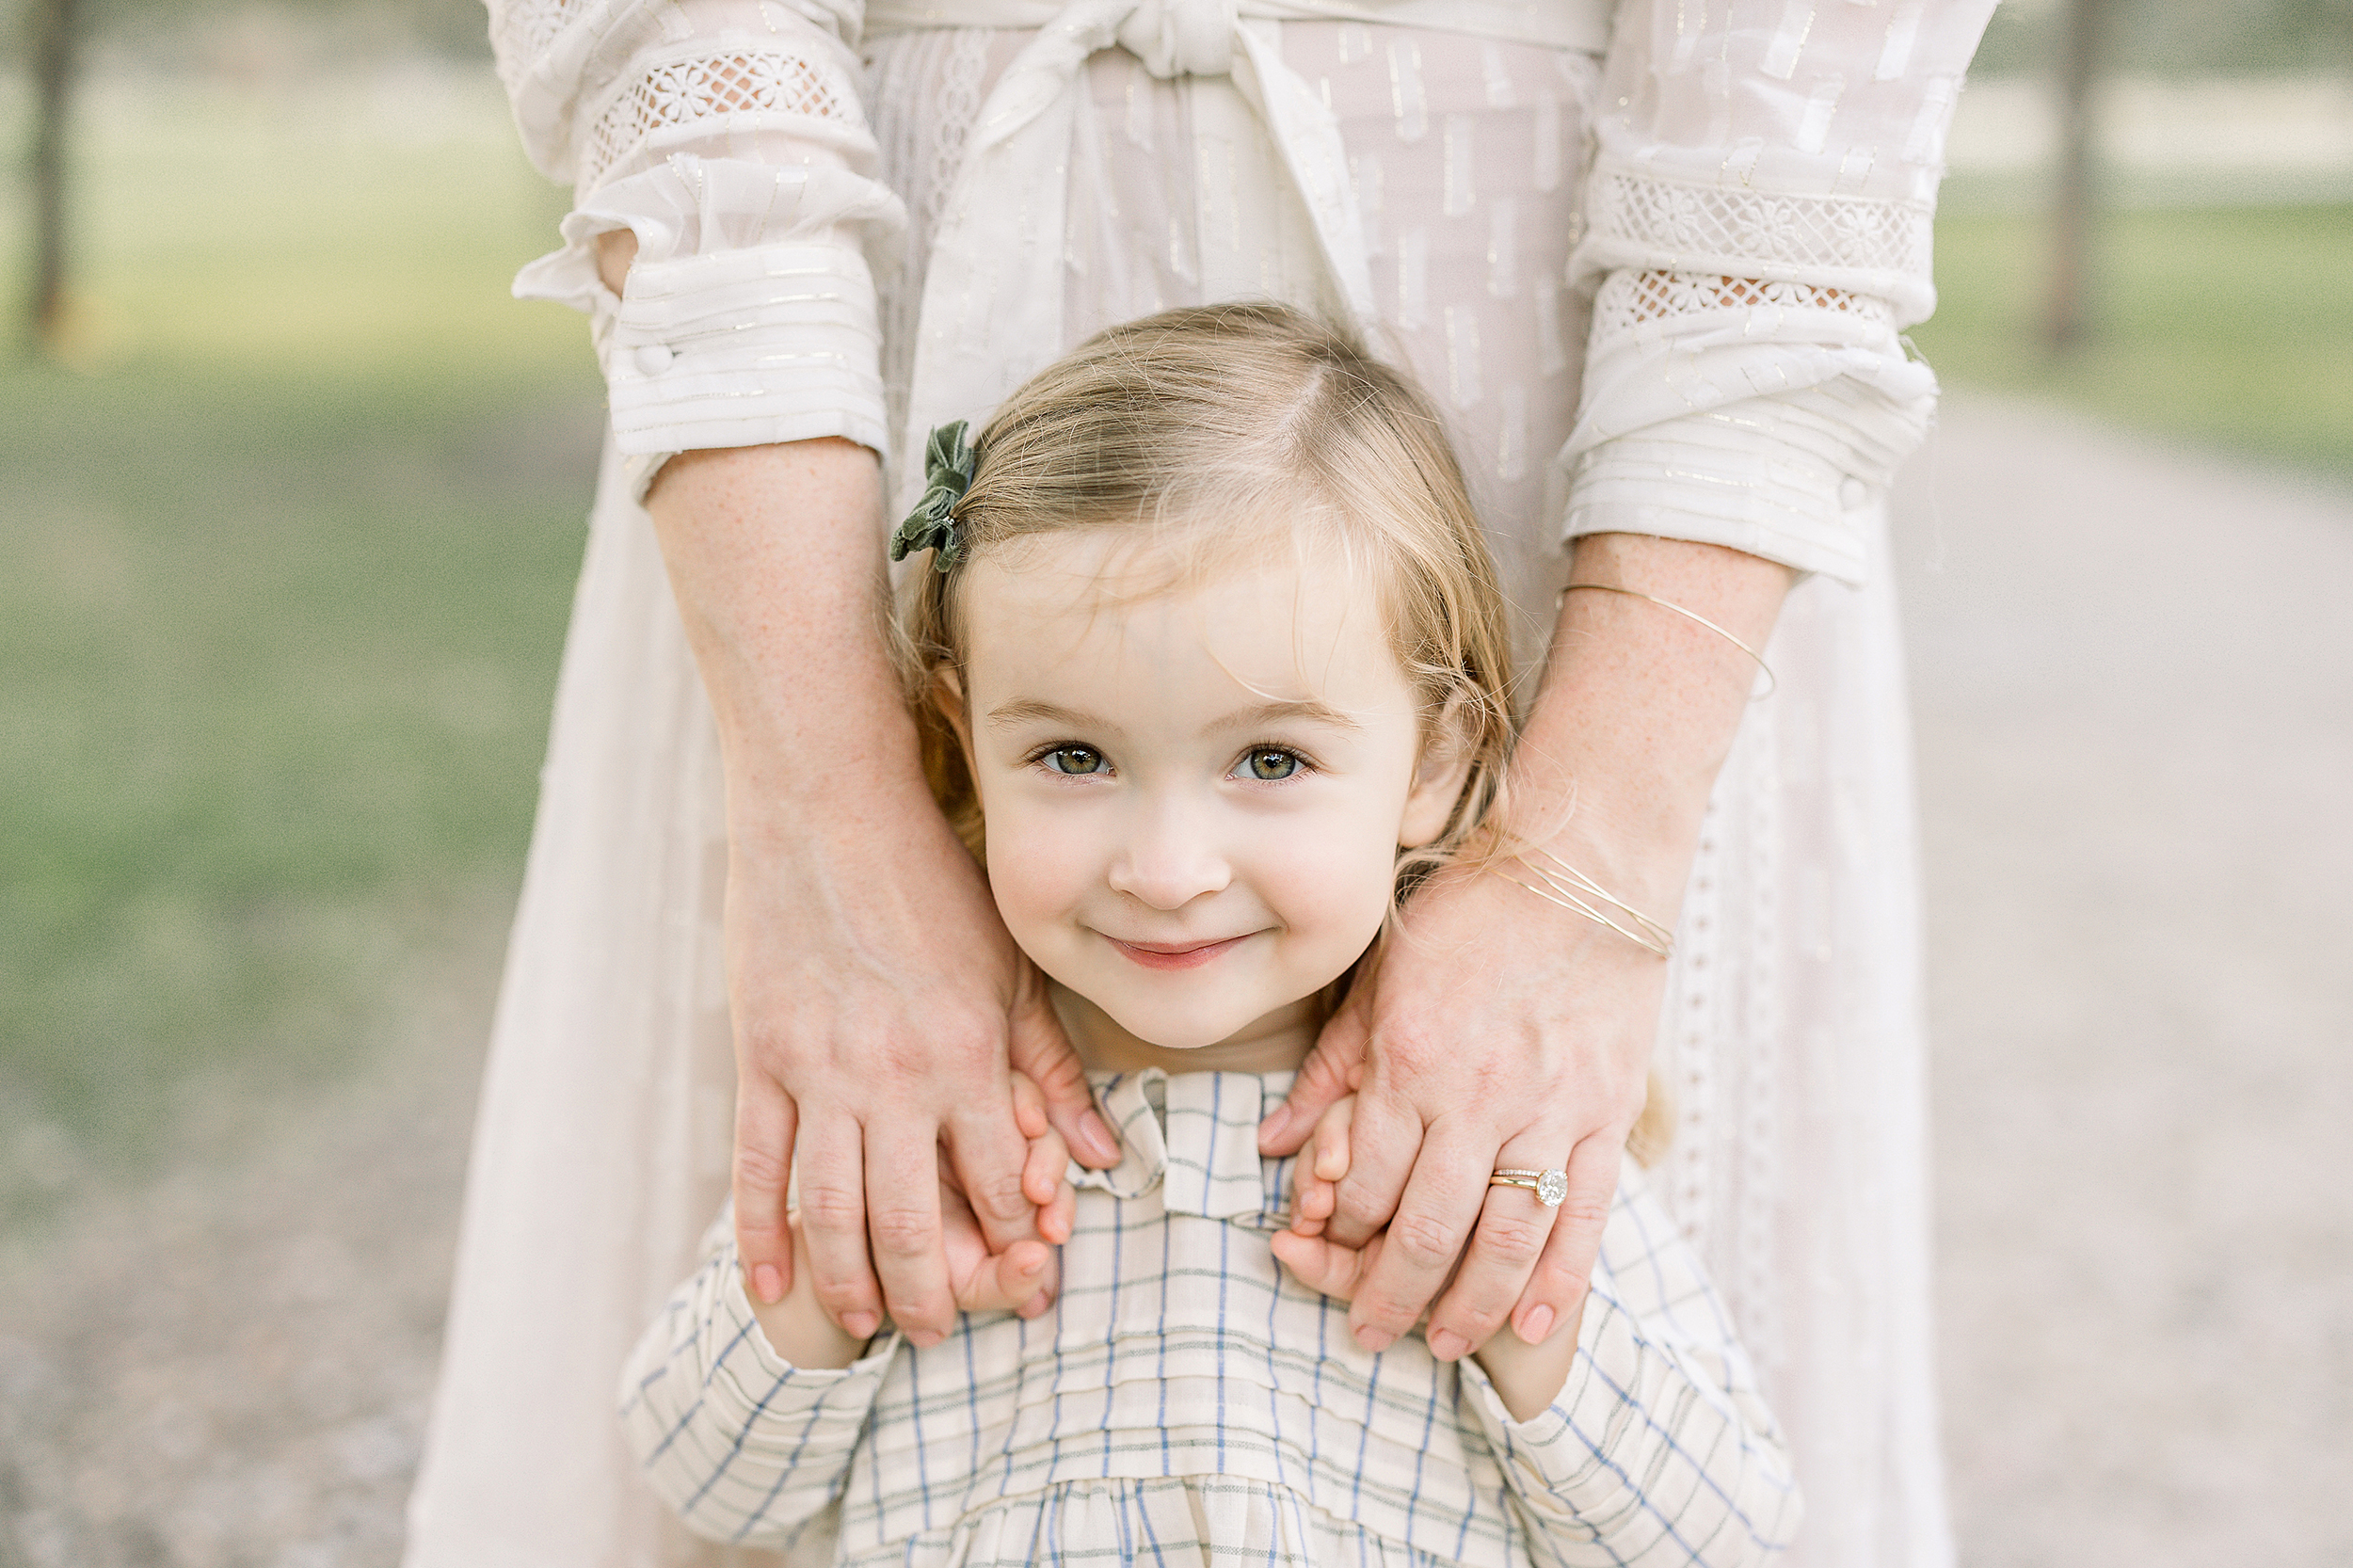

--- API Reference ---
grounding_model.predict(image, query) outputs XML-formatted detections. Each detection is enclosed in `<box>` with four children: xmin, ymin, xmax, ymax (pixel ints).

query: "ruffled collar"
<box><xmin>1068</xmin><ymin>1069</ymin><xmax>1298</xmax><ymax>1230</ymax></box>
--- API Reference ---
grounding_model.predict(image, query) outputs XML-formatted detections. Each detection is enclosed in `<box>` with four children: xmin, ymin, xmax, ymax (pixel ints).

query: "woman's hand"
<box><xmin>748</xmin><ymin>1077</ymin><xmax>1073</xmax><ymax>1368</ymax></box>
<box><xmin>1261</xmin><ymin>533</ymin><xmax>1792</xmax><ymax>1361</ymax></box>
<box><xmin>1275</xmin><ymin>874</ymin><xmax>1659</xmax><ymax>1359</ymax></box>
<box><xmin>645</xmin><ymin>437</ymin><xmax>1118</xmax><ymax>1349</ymax></box>
<box><xmin>1272</xmin><ymin>1091</ymin><xmax>1587</xmax><ymax>1422</ymax></box>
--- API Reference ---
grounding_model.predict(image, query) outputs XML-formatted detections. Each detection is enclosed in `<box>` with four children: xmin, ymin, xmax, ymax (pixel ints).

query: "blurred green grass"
<box><xmin>1913</xmin><ymin>200</ymin><xmax>2353</xmax><ymax>481</ymax></box>
<box><xmin>0</xmin><ymin>68</ymin><xmax>601</xmax><ymax>1211</ymax></box>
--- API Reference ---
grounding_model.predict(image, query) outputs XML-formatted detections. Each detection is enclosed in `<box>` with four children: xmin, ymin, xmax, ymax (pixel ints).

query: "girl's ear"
<box><xmin>1398</xmin><ymin>734</ymin><xmax>1474</xmax><ymax>850</ymax></box>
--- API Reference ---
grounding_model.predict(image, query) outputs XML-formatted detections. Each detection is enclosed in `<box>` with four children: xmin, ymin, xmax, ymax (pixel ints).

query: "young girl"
<box><xmin>617</xmin><ymin>305</ymin><xmax>1799</xmax><ymax>1567</ymax></box>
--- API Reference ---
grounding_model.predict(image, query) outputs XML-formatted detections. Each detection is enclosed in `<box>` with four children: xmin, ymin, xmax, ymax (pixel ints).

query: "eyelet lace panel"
<box><xmin>1594</xmin><ymin>269</ymin><xmax>1895</xmax><ymax>341</ymax></box>
<box><xmin>582</xmin><ymin>49</ymin><xmax>860</xmax><ymax>193</ymax></box>
<box><xmin>1586</xmin><ymin>168</ymin><xmax>1930</xmax><ymax>284</ymax></box>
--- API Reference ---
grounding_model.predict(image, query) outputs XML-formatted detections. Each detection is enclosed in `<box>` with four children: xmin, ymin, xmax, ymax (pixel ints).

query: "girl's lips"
<box><xmin>1105</xmin><ymin>933</ymin><xmax>1252</xmax><ymax>971</ymax></box>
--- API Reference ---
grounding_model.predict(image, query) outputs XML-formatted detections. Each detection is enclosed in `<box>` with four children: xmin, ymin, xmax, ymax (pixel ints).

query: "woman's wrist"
<box><xmin>1500</xmin><ymin>533</ymin><xmax>1795</xmax><ymax>918</ymax></box>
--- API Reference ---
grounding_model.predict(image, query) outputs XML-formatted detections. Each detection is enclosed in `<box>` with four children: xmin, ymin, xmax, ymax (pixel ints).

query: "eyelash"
<box><xmin>1020</xmin><ymin>743</ymin><xmax>1318</xmax><ymax>782</ymax></box>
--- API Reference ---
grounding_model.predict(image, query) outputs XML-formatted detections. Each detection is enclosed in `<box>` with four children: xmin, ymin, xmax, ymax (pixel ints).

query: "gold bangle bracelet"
<box><xmin>1491</xmin><ymin>846</ymin><xmax>1675</xmax><ymax>960</ymax></box>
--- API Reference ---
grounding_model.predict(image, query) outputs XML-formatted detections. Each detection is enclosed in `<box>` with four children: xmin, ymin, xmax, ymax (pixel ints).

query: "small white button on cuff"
<box><xmin>1838</xmin><ymin>476</ymin><xmax>1868</xmax><ymax>510</ymax></box>
<box><xmin>633</xmin><ymin>343</ymin><xmax>676</xmax><ymax>376</ymax></box>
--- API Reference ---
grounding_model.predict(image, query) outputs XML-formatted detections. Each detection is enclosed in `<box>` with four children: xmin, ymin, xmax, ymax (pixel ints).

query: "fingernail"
<box><xmin>842</xmin><ymin>1310</ymin><xmax>879</xmax><ymax>1339</ymax></box>
<box><xmin>1353</xmin><ymin>1324</ymin><xmax>1395</xmax><ymax>1353</ymax></box>
<box><xmin>1428</xmin><ymin>1329</ymin><xmax>1468</xmax><ymax>1362</ymax></box>
<box><xmin>1257</xmin><ymin>1106</ymin><xmax>1290</xmax><ymax>1147</ymax></box>
<box><xmin>1519</xmin><ymin>1305</ymin><xmax>1554</xmax><ymax>1344</ymax></box>
<box><xmin>750</xmin><ymin>1265</ymin><xmax>784</xmax><ymax>1304</ymax></box>
<box><xmin>1081</xmin><ymin>1112</ymin><xmax>1120</xmax><ymax>1162</ymax></box>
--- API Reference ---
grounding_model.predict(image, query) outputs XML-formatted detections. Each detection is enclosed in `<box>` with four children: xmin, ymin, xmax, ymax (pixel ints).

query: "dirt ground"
<box><xmin>2</xmin><ymin>396</ymin><xmax>2346</xmax><ymax>1567</ymax></box>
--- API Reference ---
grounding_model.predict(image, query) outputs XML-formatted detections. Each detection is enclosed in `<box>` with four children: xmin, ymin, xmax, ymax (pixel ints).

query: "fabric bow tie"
<box><xmin>891</xmin><ymin>0</ymin><xmax>1374</xmax><ymax>520</ymax></box>
<box><xmin>1069</xmin><ymin>1068</ymin><xmax>1296</xmax><ymax>1228</ymax></box>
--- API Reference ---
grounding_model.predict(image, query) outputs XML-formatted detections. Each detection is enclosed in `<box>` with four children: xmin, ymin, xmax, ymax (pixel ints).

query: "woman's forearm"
<box><xmin>1299</xmin><ymin>530</ymin><xmax>1791</xmax><ymax>1357</ymax></box>
<box><xmin>646</xmin><ymin>440</ymin><xmax>937</xmax><ymax>840</ymax></box>
<box><xmin>1510</xmin><ymin>532</ymin><xmax>1795</xmax><ymax>921</ymax></box>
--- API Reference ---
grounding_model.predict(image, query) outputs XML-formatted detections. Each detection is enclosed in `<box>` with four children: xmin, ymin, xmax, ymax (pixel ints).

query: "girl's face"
<box><xmin>950</xmin><ymin>530</ymin><xmax>1468</xmax><ymax>1067</ymax></box>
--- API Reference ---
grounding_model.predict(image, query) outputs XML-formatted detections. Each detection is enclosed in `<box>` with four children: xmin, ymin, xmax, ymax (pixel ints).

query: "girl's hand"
<box><xmin>1287</xmin><ymin>1094</ymin><xmax>1357</xmax><ymax>1239</ymax></box>
<box><xmin>938</xmin><ymin>1072</ymin><xmax>1077</xmax><ymax>1319</ymax></box>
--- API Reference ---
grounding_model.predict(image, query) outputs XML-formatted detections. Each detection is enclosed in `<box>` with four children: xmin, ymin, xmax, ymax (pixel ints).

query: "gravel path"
<box><xmin>1895</xmin><ymin>398</ymin><xmax>2353</xmax><ymax>1566</ymax></box>
<box><xmin>2</xmin><ymin>396</ymin><xmax>2346</xmax><ymax>1567</ymax></box>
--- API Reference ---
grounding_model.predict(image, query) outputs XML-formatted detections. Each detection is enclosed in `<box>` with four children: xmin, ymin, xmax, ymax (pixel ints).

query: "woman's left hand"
<box><xmin>1259</xmin><ymin>531</ymin><xmax>1794</xmax><ymax>1363</ymax></box>
<box><xmin>1269</xmin><ymin>866</ymin><xmax>1660</xmax><ymax>1359</ymax></box>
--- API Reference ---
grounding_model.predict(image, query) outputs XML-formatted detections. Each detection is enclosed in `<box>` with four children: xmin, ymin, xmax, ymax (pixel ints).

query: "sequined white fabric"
<box><xmin>408</xmin><ymin>6</ymin><xmax>1995</xmax><ymax>1567</ymax></box>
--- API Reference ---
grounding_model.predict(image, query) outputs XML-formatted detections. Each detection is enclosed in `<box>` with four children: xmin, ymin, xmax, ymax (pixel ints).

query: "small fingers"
<box><xmin>1262</xmin><ymin>1004</ymin><xmax>1368</xmax><ymax>1156</ymax></box>
<box><xmin>953</xmin><ymin>1240</ymin><xmax>1055</xmax><ymax>1315</ymax></box>
<box><xmin>1288</xmin><ymin>1096</ymin><xmax>1356</xmax><ymax>1238</ymax></box>
<box><xmin>1322</xmin><ymin>1084</ymin><xmax>1420</xmax><ymax>1249</ymax></box>
<box><xmin>731</xmin><ymin>1072</ymin><xmax>799</xmax><ymax>1305</ymax></box>
<box><xmin>1009</xmin><ymin>986</ymin><xmax>1119</xmax><ymax>1167</ymax></box>
<box><xmin>1270</xmin><ymin>1229</ymin><xmax>1379</xmax><ymax>1304</ymax></box>
<box><xmin>1312</xmin><ymin>1096</ymin><xmax>1355</xmax><ymax>1182</ymax></box>
<box><xmin>1022</xmin><ymin>1125</ymin><xmax>1073</xmax><ymax>1225</ymax></box>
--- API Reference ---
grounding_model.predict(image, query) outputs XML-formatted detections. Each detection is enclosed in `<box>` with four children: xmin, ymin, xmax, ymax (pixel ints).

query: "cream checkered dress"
<box><xmin>620</xmin><ymin>1071</ymin><xmax>1801</xmax><ymax>1565</ymax></box>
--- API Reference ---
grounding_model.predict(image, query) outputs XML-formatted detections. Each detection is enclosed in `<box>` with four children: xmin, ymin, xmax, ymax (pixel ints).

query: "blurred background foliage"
<box><xmin>0</xmin><ymin>54</ymin><xmax>600</xmax><ymax>1225</ymax></box>
<box><xmin>0</xmin><ymin>0</ymin><xmax>2348</xmax><ymax>1229</ymax></box>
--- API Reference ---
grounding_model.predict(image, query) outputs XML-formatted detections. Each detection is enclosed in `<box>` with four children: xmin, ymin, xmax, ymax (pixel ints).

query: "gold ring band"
<box><xmin>1490</xmin><ymin>1168</ymin><xmax>1568</xmax><ymax>1208</ymax></box>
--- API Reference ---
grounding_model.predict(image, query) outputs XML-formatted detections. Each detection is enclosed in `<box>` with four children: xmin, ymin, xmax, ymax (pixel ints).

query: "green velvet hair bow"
<box><xmin>888</xmin><ymin>420</ymin><xmax>976</xmax><ymax>572</ymax></box>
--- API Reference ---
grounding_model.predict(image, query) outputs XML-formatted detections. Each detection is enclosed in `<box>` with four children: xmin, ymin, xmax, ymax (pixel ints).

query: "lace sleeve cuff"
<box><xmin>602</xmin><ymin>239</ymin><xmax>889</xmax><ymax>459</ymax></box>
<box><xmin>1560</xmin><ymin>271</ymin><xmax>1939</xmax><ymax>587</ymax></box>
<box><xmin>1573</xmin><ymin>164</ymin><xmax>1939</xmax><ymax>328</ymax></box>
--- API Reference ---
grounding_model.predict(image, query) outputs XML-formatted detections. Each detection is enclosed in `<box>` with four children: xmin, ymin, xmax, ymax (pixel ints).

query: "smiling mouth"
<box><xmin>1104</xmin><ymin>934</ymin><xmax>1253</xmax><ymax>971</ymax></box>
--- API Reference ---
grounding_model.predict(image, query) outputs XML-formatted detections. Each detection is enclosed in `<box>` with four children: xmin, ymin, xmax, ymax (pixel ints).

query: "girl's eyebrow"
<box><xmin>984</xmin><ymin>698</ymin><xmax>1120</xmax><ymax>732</ymax></box>
<box><xmin>984</xmin><ymin>697</ymin><xmax>1361</xmax><ymax>734</ymax></box>
<box><xmin>1209</xmin><ymin>699</ymin><xmax>1363</xmax><ymax>734</ymax></box>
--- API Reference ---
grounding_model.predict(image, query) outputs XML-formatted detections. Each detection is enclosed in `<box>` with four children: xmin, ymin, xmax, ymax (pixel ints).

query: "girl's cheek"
<box><xmin>989</xmin><ymin>800</ymin><xmax>1106</xmax><ymax>923</ymax></box>
<box><xmin>1243</xmin><ymin>808</ymin><xmax>1395</xmax><ymax>932</ymax></box>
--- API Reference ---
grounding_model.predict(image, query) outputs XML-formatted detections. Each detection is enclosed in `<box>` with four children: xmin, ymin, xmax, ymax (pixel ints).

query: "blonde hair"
<box><xmin>896</xmin><ymin>302</ymin><xmax>1515</xmax><ymax>886</ymax></box>
<box><xmin>892</xmin><ymin>302</ymin><xmax>1672</xmax><ymax>1161</ymax></box>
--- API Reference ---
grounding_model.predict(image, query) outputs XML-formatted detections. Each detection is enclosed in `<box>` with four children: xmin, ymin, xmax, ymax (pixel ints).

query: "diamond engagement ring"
<box><xmin>1490</xmin><ymin>1168</ymin><xmax>1568</xmax><ymax>1208</ymax></box>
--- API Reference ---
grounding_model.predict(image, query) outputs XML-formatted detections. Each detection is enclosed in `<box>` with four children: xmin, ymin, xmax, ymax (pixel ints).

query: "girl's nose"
<box><xmin>1105</xmin><ymin>799</ymin><xmax>1232</xmax><ymax>910</ymax></box>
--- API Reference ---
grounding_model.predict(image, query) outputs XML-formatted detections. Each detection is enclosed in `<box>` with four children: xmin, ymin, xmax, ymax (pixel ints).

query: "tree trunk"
<box><xmin>2043</xmin><ymin>0</ymin><xmax>2107</xmax><ymax>353</ymax></box>
<box><xmin>25</xmin><ymin>0</ymin><xmax>79</xmax><ymax>356</ymax></box>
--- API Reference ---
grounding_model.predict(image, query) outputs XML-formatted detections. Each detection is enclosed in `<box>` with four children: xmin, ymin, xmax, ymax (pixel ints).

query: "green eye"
<box><xmin>1245</xmin><ymin>749</ymin><xmax>1300</xmax><ymax>780</ymax></box>
<box><xmin>1044</xmin><ymin>745</ymin><xmax>1106</xmax><ymax>776</ymax></box>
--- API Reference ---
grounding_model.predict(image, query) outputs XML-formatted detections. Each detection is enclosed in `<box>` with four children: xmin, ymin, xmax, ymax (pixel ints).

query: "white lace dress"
<box><xmin>407</xmin><ymin>4</ymin><xmax>1996</xmax><ymax>1566</ymax></box>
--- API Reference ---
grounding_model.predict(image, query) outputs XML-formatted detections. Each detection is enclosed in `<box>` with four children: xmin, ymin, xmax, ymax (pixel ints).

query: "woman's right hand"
<box><xmin>644</xmin><ymin>437</ymin><xmax>1118</xmax><ymax>1347</ymax></box>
